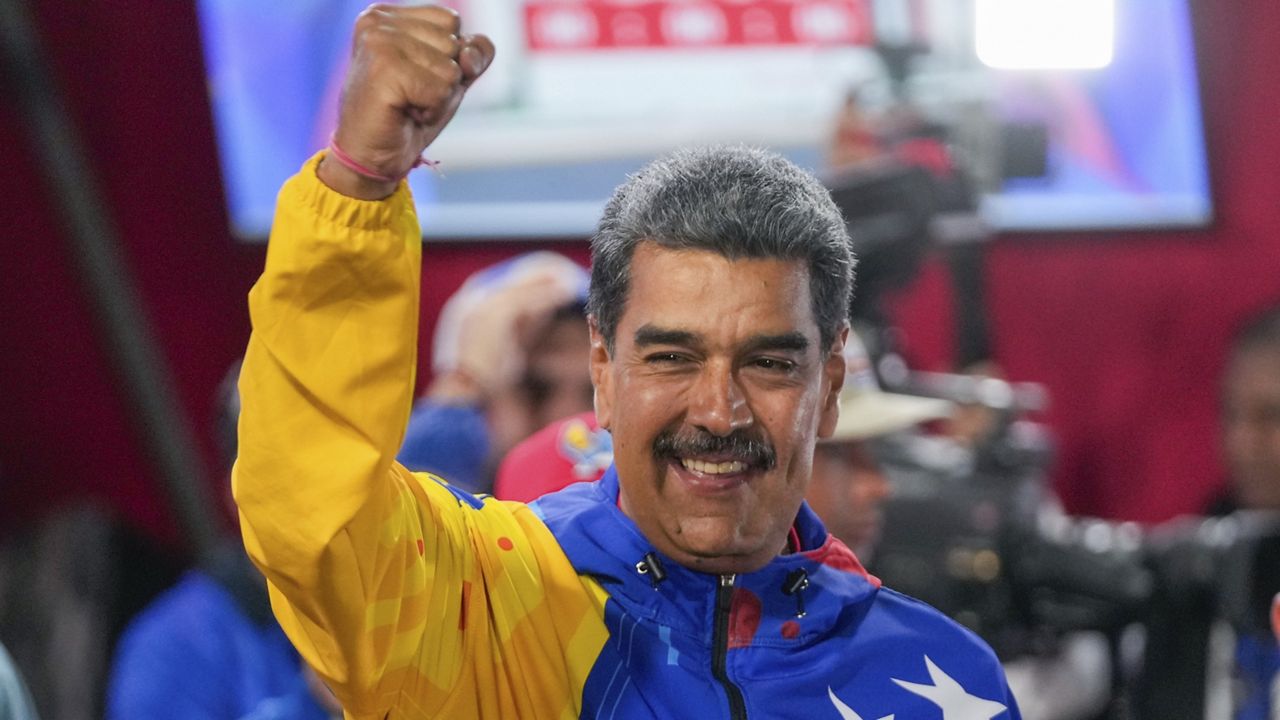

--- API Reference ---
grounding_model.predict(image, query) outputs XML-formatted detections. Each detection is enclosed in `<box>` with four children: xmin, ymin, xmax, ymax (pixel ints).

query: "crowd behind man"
<box><xmin>397</xmin><ymin>251</ymin><xmax>593</xmax><ymax>493</ymax></box>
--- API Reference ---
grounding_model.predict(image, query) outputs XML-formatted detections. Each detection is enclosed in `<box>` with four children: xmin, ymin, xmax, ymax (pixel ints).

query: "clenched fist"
<box><xmin>319</xmin><ymin>4</ymin><xmax>494</xmax><ymax>199</ymax></box>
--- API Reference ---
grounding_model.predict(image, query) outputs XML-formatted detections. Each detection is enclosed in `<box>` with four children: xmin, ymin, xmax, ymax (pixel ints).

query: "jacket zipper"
<box><xmin>712</xmin><ymin>573</ymin><xmax>748</xmax><ymax>719</ymax></box>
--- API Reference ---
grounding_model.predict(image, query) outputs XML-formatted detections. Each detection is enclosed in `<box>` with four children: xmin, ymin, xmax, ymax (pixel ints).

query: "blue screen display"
<box><xmin>198</xmin><ymin>0</ymin><xmax>1211</xmax><ymax>239</ymax></box>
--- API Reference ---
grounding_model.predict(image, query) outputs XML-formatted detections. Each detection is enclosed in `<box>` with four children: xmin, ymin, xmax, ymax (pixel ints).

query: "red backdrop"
<box><xmin>1</xmin><ymin>1</ymin><xmax>1278</xmax><ymax>553</ymax></box>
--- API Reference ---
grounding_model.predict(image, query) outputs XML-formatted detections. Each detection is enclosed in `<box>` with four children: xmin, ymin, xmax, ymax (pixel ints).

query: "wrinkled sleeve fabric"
<box><xmin>233</xmin><ymin>153</ymin><xmax>461</xmax><ymax>717</ymax></box>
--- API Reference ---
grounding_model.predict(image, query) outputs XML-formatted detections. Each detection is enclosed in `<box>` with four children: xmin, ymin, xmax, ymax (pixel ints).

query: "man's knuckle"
<box><xmin>442</xmin><ymin>34</ymin><xmax>462</xmax><ymax>57</ymax></box>
<box><xmin>428</xmin><ymin>6</ymin><xmax>462</xmax><ymax>33</ymax></box>
<box><xmin>356</xmin><ymin>4</ymin><xmax>391</xmax><ymax>30</ymax></box>
<box><xmin>363</xmin><ymin>40</ymin><xmax>393</xmax><ymax>68</ymax></box>
<box><xmin>445</xmin><ymin>60</ymin><xmax>464</xmax><ymax>85</ymax></box>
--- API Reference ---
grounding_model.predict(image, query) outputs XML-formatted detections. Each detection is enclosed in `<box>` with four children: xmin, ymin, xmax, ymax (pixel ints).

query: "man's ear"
<box><xmin>588</xmin><ymin>315</ymin><xmax>614</xmax><ymax>431</ymax></box>
<box><xmin>817</xmin><ymin>323</ymin><xmax>849</xmax><ymax>439</ymax></box>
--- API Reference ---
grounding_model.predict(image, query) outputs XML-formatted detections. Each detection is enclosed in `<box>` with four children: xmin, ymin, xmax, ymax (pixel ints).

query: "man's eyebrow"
<box><xmin>634</xmin><ymin>326</ymin><xmax>811</xmax><ymax>355</ymax></box>
<box><xmin>634</xmin><ymin>325</ymin><xmax>699</xmax><ymax>348</ymax></box>
<box><xmin>637</xmin><ymin>326</ymin><xmax>814</xmax><ymax>353</ymax></box>
<box><xmin>742</xmin><ymin>332</ymin><xmax>810</xmax><ymax>354</ymax></box>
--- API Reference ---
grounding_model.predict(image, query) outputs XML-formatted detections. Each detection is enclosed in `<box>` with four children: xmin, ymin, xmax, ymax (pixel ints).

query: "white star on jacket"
<box><xmin>828</xmin><ymin>655</ymin><xmax>1008</xmax><ymax>720</ymax></box>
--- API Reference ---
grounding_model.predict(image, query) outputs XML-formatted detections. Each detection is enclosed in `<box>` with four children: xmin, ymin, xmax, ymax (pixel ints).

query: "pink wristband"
<box><xmin>326</xmin><ymin>135</ymin><xmax>441</xmax><ymax>183</ymax></box>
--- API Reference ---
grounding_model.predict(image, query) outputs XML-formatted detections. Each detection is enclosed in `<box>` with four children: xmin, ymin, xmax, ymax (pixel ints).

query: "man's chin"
<box><xmin>664</xmin><ymin>533</ymin><xmax>776</xmax><ymax>575</ymax></box>
<box><xmin>673</xmin><ymin>551</ymin><xmax>770</xmax><ymax>576</ymax></box>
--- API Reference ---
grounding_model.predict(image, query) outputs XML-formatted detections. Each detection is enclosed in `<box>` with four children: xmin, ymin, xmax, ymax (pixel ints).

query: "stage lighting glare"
<box><xmin>975</xmin><ymin>0</ymin><xmax>1114</xmax><ymax>70</ymax></box>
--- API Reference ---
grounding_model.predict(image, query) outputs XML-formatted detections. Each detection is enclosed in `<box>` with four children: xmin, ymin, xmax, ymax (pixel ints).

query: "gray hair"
<box><xmin>588</xmin><ymin>146</ymin><xmax>855</xmax><ymax>353</ymax></box>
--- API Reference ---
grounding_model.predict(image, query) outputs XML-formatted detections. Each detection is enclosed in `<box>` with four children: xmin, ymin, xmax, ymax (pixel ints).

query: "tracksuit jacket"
<box><xmin>233</xmin><ymin>152</ymin><xmax>1021</xmax><ymax>719</ymax></box>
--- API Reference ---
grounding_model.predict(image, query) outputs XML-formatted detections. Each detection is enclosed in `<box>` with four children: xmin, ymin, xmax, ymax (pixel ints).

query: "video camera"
<box><xmin>820</xmin><ymin>52</ymin><xmax>1277</xmax><ymax>717</ymax></box>
<box><xmin>865</xmin><ymin>371</ymin><xmax>1280</xmax><ymax>719</ymax></box>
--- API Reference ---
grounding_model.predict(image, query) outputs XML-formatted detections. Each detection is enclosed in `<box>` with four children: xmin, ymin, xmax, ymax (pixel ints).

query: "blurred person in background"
<box><xmin>1220</xmin><ymin>304</ymin><xmax>1280</xmax><ymax>516</ymax></box>
<box><xmin>803</xmin><ymin>331</ymin><xmax>951</xmax><ymax>562</ymax></box>
<box><xmin>105</xmin><ymin>363</ymin><xmax>339</xmax><ymax>720</ymax></box>
<box><xmin>826</xmin><ymin>89</ymin><xmax>886</xmax><ymax>171</ymax></box>
<box><xmin>397</xmin><ymin>251</ymin><xmax>594</xmax><ymax>493</ymax></box>
<box><xmin>1213</xmin><ymin>303</ymin><xmax>1280</xmax><ymax>720</ymax></box>
<box><xmin>0</xmin><ymin>641</ymin><xmax>38</xmax><ymax>720</ymax></box>
<box><xmin>493</xmin><ymin>410</ymin><xmax>612</xmax><ymax>503</ymax></box>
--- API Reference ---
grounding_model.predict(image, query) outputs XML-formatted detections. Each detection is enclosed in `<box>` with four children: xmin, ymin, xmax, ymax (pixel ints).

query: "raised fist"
<box><xmin>320</xmin><ymin>4</ymin><xmax>494</xmax><ymax>198</ymax></box>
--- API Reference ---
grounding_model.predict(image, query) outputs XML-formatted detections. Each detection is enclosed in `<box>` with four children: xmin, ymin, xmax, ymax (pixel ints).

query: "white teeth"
<box><xmin>679</xmin><ymin>458</ymin><xmax>747</xmax><ymax>475</ymax></box>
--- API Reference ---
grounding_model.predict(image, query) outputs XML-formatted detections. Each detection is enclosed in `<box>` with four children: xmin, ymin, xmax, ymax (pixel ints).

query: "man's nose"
<box><xmin>687</xmin><ymin>361</ymin><xmax>753</xmax><ymax>436</ymax></box>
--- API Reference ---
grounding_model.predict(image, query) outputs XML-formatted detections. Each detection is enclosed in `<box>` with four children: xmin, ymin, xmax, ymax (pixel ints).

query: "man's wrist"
<box><xmin>316</xmin><ymin>153</ymin><xmax>400</xmax><ymax>201</ymax></box>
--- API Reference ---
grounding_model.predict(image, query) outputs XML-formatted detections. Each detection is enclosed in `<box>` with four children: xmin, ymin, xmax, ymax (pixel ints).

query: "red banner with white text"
<box><xmin>524</xmin><ymin>0</ymin><xmax>874</xmax><ymax>51</ymax></box>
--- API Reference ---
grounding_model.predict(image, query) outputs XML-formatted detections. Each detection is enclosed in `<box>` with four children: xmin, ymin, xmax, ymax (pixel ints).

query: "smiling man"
<box><xmin>233</xmin><ymin>4</ymin><xmax>1019</xmax><ymax>719</ymax></box>
<box><xmin>590</xmin><ymin>225</ymin><xmax>846</xmax><ymax>577</ymax></box>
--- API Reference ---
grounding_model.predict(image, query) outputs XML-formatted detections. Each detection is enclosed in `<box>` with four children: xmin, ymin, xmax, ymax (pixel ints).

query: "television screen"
<box><xmin>198</xmin><ymin>0</ymin><xmax>1211</xmax><ymax>240</ymax></box>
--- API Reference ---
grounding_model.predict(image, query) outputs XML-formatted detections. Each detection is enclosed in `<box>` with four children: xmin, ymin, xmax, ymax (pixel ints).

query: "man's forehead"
<box><xmin>621</xmin><ymin>243</ymin><xmax>817</xmax><ymax>320</ymax></box>
<box><xmin>631</xmin><ymin>240</ymin><xmax>802</xmax><ymax>263</ymax></box>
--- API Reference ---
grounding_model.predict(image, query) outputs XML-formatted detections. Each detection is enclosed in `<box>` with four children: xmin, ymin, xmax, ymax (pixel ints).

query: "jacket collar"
<box><xmin>532</xmin><ymin>465</ymin><xmax>881</xmax><ymax>644</ymax></box>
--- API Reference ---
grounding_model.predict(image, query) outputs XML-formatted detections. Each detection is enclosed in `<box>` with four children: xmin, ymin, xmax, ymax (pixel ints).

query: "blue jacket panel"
<box><xmin>534</xmin><ymin>467</ymin><xmax>1021</xmax><ymax>719</ymax></box>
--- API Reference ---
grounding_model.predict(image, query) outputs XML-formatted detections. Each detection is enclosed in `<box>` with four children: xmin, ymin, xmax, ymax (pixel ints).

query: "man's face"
<box><xmin>806</xmin><ymin>441</ymin><xmax>891</xmax><ymax>558</ymax></box>
<box><xmin>522</xmin><ymin>312</ymin><xmax>595</xmax><ymax>431</ymax></box>
<box><xmin>591</xmin><ymin>243</ymin><xmax>845</xmax><ymax>575</ymax></box>
<box><xmin>1224</xmin><ymin>346</ymin><xmax>1280</xmax><ymax>510</ymax></box>
<box><xmin>488</xmin><ymin>311</ymin><xmax>594</xmax><ymax>460</ymax></box>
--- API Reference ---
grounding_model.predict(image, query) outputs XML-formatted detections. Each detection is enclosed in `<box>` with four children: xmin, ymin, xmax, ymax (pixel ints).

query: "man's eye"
<box><xmin>752</xmin><ymin>357</ymin><xmax>796</xmax><ymax>372</ymax></box>
<box><xmin>646</xmin><ymin>352</ymin><xmax>686</xmax><ymax>364</ymax></box>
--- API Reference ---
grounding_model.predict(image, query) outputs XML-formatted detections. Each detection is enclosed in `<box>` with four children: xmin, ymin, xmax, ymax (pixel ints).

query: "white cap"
<box><xmin>827</xmin><ymin>330</ymin><xmax>953</xmax><ymax>441</ymax></box>
<box><xmin>431</xmin><ymin>251</ymin><xmax>590</xmax><ymax>374</ymax></box>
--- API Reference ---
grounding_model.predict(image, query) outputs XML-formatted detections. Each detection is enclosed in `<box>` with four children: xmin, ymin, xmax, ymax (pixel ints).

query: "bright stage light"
<box><xmin>976</xmin><ymin>0</ymin><xmax>1114</xmax><ymax>70</ymax></box>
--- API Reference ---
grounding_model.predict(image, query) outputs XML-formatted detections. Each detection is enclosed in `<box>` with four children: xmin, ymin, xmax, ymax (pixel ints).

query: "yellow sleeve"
<box><xmin>234</xmin><ymin>154</ymin><xmax>611</xmax><ymax>720</ymax></box>
<box><xmin>232</xmin><ymin>152</ymin><xmax>441</xmax><ymax>715</ymax></box>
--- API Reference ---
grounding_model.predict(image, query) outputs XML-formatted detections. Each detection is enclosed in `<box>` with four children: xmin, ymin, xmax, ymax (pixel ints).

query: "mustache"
<box><xmin>651</xmin><ymin>428</ymin><xmax>777</xmax><ymax>471</ymax></box>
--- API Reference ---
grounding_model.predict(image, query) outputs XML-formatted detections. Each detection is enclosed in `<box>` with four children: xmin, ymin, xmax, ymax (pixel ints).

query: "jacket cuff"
<box><xmin>279</xmin><ymin>151</ymin><xmax>418</xmax><ymax>233</ymax></box>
